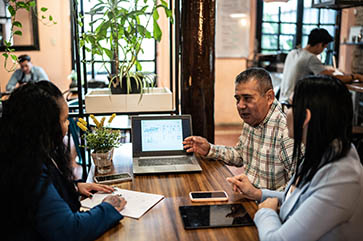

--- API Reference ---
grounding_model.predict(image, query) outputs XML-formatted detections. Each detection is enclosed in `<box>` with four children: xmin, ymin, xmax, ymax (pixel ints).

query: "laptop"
<box><xmin>131</xmin><ymin>115</ymin><xmax>202</xmax><ymax>174</ymax></box>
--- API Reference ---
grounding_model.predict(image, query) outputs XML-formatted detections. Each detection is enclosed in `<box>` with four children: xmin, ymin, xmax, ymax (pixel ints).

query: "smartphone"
<box><xmin>93</xmin><ymin>172</ymin><xmax>132</xmax><ymax>184</ymax></box>
<box><xmin>189</xmin><ymin>191</ymin><xmax>228</xmax><ymax>202</ymax></box>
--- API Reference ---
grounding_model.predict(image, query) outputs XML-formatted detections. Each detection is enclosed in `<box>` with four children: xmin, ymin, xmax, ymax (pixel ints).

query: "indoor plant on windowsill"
<box><xmin>77</xmin><ymin>114</ymin><xmax>122</xmax><ymax>174</ymax></box>
<box><xmin>79</xmin><ymin>0</ymin><xmax>173</xmax><ymax>95</ymax></box>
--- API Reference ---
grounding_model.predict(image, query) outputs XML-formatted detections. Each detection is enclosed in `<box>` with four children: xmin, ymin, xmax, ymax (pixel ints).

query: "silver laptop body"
<box><xmin>131</xmin><ymin>115</ymin><xmax>202</xmax><ymax>174</ymax></box>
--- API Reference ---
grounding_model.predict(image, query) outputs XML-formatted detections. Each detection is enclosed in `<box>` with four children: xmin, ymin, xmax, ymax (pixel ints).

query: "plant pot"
<box><xmin>91</xmin><ymin>148</ymin><xmax>114</xmax><ymax>174</ymax></box>
<box><xmin>109</xmin><ymin>76</ymin><xmax>142</xmax><ymax>94</ymax></box>
<box><xmin>85</xmin><ymin>87</ymin><xmax>173</xmax><ymax>113</ymax></box>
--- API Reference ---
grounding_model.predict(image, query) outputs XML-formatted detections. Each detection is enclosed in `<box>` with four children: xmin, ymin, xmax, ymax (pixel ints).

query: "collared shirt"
<box><xmin>207</xmin><ymin>99</ymin><xmax>295</xmax><ymax>191</ymax></box>
<box><xmin>6</xmin><ymin>66</ymin><xmax>49</xmax><ymax>91</ymax></box>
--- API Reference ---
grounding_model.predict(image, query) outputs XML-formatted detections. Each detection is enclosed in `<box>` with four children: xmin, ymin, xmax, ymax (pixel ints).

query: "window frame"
<box><xmin>256</xmin><ymin>0</ymin><xmax>341</xmax><ymax>65</ymax></box>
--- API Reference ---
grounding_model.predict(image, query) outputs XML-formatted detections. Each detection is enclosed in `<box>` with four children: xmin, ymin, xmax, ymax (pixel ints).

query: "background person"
<box><xmin>228</xmin><ymin>75</ymin><xmax>363</xmax><ymax>241</ymax></box>
<box><xmin>5</xmin><ymin>54</ymin><xmax>49</xmax><ymax>92</ymax></box>
<box><xmin>279</xmin><ymin>28</ymin><xmax>363</xmax><ymax>103</ymax></box>
<box><xmin>183</xmin><ymin>67</ymin><xmax>295</xmax><ymax>191</ymax></box>
<box><xmin>0</xmin><ymin>81</ymin><xmax>126</xmax><ymax>241</ymax></box>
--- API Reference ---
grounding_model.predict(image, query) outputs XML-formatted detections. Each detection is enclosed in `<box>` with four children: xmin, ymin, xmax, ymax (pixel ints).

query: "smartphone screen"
<box><xmin>95</xmin><ymin>173</ymin><xmax>131</xmax><ymax>182</ymax></box>
<box><xmin>191</xmin><ymin>192</ymin><xmax>227</xmax><ymax>199</ymax></box>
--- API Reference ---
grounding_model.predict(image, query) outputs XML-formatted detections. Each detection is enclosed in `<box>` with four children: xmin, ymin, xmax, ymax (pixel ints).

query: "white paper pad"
<box><xmin>81</xmin><ymin>187</ymin><xmax>164</xmax><ymax>219</ymax></box>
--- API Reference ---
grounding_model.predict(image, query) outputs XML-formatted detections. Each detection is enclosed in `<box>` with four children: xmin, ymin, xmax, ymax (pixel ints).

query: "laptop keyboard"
<box><xmin>139</xmin><ymin>157</ymin><xmax>193</xmax><ymax>166</ymax></box>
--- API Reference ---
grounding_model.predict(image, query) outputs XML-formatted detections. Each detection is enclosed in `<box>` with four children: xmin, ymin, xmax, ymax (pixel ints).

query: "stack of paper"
<box><xmin>81</xmin><ymin>187</ymin><xmax>164</xmax><ymax>219</ymax></box>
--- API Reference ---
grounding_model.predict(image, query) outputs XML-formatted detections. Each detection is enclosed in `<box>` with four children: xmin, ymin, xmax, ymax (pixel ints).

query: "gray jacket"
<box><xmin>254</xmin><ymin>145</ymin><xmax>363</xmax><ymax>241</ymax></box>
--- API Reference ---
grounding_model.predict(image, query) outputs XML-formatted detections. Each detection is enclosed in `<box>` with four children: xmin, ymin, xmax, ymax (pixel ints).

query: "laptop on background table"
<box><xmin>131</xmin><ymin>115</ymin><xmax>202</xmax><ymax>174</ymax></box>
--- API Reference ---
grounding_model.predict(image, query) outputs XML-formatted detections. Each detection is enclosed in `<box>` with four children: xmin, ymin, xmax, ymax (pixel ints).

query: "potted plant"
<box><xmin>77</xmin><ymin>114</ymin><xmax>122</xmax><ymax>174</ymax></box>
<box><xmin>79</xmin><ymin>0</ymin><xmax>173</xmax><ymax>94</ymax></box>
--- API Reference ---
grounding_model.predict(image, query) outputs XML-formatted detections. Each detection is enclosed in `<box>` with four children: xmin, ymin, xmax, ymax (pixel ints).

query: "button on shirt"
<box><xmin>207</xmin><ymin>99</ymin><xmax>295</xmax><ymax>191</ymax></box>
<box><xmin>6</xmin><ymin>66</ymin><xmax>49</xmax><ymax>91</ymax></box>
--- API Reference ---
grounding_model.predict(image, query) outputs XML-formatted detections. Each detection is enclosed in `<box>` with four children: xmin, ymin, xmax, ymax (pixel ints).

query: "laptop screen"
<box><xmin>131</xmin><ymin>115</ymin><xmax>192</xmax><ymax>157</ymax></box>
<box><xmin>141</xmin><ymin>119</ymin><xmax>183</xmax><ymax>152</ymax></box>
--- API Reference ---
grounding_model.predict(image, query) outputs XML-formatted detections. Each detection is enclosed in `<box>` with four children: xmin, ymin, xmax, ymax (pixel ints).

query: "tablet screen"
<box><xmin>179</xmin><ymin>204</ymin><xmax>254</xmax><ymax>229</ymax></box>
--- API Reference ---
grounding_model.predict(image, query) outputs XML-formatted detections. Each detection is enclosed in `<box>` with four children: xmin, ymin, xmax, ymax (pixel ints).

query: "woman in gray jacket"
<box><xmin>227</xmin><ymin>75</ymin><xmax>363</xmax><ymax>241</ymax></box>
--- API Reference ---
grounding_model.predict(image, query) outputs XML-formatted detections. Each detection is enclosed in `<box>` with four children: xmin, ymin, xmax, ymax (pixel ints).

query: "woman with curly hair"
<box><xmin>1</xmin><ymin>81</ymin><xmax>126</xmax><ymax>241</ymax></box>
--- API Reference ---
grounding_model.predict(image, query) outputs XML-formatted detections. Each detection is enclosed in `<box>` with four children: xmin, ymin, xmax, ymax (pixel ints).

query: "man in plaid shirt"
<box><xmin>183</xmin><ymin>68</ymin><xmax>295</xmax><ymax>191</ymax></box>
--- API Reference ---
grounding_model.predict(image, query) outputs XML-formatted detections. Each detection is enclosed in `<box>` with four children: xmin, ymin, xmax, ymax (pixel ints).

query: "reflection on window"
<box><xmin>259</xmin><ymin>0</ymin><xmax>338</xmax><ymax>65</ymax></box>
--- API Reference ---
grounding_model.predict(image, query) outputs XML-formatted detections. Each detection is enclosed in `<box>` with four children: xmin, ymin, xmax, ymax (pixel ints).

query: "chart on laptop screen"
<box><xmin>141</xmin><ymin>119</ymin><xmax>183</xmax><ymax>152</ymax></box>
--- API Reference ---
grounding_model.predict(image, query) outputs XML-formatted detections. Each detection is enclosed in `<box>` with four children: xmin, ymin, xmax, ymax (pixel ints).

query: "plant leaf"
<box><xmin>41</xmin><ymin>7</ymin><xmax>48</xmax><ymax>12</ymax></box>
<box><xmin>29</xmin><ymin>1</ymin><xmax>36</xmax><ymax>7</ymax></box>
<box><xmin>103</xmin><ymin>48</ymin><xmax>113</xmax><ymax>59</ymax></box>
<box><xmin>8</xmin><ymin>6</ymin><xmax>16</xmax><ymax>16</ymax></box>
<box><xmin>14</xmin><ymin>30</ymin><xmax>22</xmax><ymax>36</ymax></box>
<box><xmin>13</xmin><ymin>21</ymin><xmax>22</xmax><ymax>28</ymax></box>
<box><xmin>153</xmin><ymin>9</ymin><xmax>160</xmax><ymax>21</ymax></box>
<box><xmin>11</xmin><ymin>54</ymin><xmax>18</xmax><ymax>61</ymax></box>
<box><xmin>153</xmin><ymin>19</ymin><xmax>162</xmax><ymax>41</ymax></box>
<box><xmin>16</xmin><ymin>2</ymin><xmax>27</xmax><ymax>8</ymax></box>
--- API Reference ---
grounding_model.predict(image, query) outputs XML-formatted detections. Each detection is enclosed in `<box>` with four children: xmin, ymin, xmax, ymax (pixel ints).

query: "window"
<box><xmin>257</xmin><ymin>0</ymin><xmax>340</xmax><ymax>65</ymax></box>
<box><xmin>79</xmin><ymin>0</ymin><xmax>157</xmax><ymax>82</ymax></box>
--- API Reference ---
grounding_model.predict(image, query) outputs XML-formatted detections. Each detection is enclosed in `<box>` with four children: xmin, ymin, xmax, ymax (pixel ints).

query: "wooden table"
<box><xmin>87</xmin><ymin>144</ymin><xmax>259</xmax><ymax>241</ymax></box>
<box><xmin>347</xmin><ymin>82</ymin><xmax>363</xmax><ymax>93</ymax></box>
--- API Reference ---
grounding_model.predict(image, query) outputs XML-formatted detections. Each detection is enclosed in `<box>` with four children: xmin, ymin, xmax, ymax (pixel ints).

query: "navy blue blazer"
<box><xmin>13</xmin><ymin>168</ymin><xmax>123</xmax><ymax>241</ymax></box>
<box><xmin>254</xmin><ymin>145</ymin><xmax>363</xmax><ymax>241</ymax></box>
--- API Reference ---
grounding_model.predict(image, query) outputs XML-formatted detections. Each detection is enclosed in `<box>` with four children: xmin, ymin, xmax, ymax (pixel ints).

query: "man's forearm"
<box><xmin>207</xmin><ymin>144</ymin><xmax>244</xmax><ymax>167</ymax></box>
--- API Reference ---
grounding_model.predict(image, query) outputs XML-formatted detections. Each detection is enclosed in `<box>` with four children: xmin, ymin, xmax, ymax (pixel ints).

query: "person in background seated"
<box><xmin>183</xmin><ymin>67</ymin><xmax>295</xmax><ymax>191</ymax></box>
<box><xmin>279</xmin><ymin>28</ymin><xmax>363</xmax><ymax>103</ymax></box>
<box><xmin>0</xmin><ymin>81</ymin><xmax>126</xmax><ymax>241</ymax></box>
<box><xmin>6</xmin><ymin>54</ymin><xmax>49</xmax><ymax>92</ymax></box>
<box><xmin>227</xmin><ymin>75</ymin><xmax>363</xmax><ymax>241</ymax></box>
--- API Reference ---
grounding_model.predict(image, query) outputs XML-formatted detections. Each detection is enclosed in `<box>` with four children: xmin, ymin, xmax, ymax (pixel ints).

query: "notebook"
<box><xmin>81</xmin><ymin>187</ymin><xmax>164</xmax><ymax>219</ymax></box>
<box><xmin>131</xmin><ymin>115</ymin><xmax>202</xmax><ymax>174</ymax></box>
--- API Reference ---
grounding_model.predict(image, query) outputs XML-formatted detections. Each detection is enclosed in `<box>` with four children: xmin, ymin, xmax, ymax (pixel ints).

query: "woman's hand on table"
<box><xmin>77</xmin><ymin>182</ymin><xmax>115</xmax><ymax>197</ymax></box>
<box><xmin>226</xmin><ymin>174</ymin><xmax>262</xmax><ymax>201</ymax></box>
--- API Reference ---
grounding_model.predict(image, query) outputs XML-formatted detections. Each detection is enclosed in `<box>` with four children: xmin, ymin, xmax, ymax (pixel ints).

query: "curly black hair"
<box><xmin>0</xmin><ymin>81</ymin><xmax>77</xmax><ymax>234</ymax></box>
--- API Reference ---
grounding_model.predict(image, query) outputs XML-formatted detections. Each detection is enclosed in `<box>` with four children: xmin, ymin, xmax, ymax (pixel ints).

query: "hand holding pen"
<box><xmin>103</xmin><ymin>194</ymin><xmax>127</xmax><ymax>212</ymax></box>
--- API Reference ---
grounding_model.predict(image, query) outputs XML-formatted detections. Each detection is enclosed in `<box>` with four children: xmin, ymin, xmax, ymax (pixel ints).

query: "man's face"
<box><xmin>234</xmin><ymin>79</ymin><xmax>274</xmax><ymax>127</ymax></box>
<box><xmin>19</xmin><ymin>60</ymin><xmax>32</xmax><ymax>74</ymax></box>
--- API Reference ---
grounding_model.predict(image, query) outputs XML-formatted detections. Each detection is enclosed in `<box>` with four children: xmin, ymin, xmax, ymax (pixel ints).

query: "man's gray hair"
<box><xmin>235</xmin><ymin>67</ymin><xmax>273</xmax><ymax>94</ymax></box>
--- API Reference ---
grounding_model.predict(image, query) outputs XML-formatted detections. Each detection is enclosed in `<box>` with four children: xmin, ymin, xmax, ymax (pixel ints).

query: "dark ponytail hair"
<box><xmin>291</xmin><ymin>75</ymin><xmax>352</xmax><ymax>187</ymax></box>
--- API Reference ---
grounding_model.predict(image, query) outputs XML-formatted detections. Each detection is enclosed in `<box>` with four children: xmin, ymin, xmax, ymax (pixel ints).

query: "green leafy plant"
<box><xmin>2</xmin><ymin>0</ymin><xmax>56</xmax><ymax>71</ymax></box>
<box><xmin>79</xmin><ymin>0</ymin><xmax>173</xmax><ymax>94</ymax></box>
<box><xmin>77</xmin><ymin>114</ymin><xmax>122</xmax><ymax>153</ymax></box>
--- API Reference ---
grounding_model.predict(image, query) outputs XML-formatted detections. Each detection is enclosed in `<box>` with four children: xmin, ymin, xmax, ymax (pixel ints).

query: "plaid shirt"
<box><xmin>207</xmin><ymin>99</ymin><xmax>295</xmax><ymax>191</ymax></box>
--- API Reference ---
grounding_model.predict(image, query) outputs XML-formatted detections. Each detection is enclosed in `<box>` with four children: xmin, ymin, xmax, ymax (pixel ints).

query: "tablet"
<box><xmin>179</xmin><ymin>204</ymin><xmax>254</xmax><ymax>229</ymax></box>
